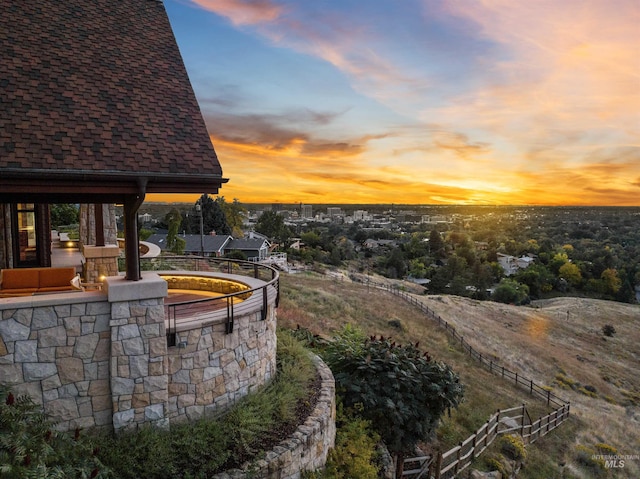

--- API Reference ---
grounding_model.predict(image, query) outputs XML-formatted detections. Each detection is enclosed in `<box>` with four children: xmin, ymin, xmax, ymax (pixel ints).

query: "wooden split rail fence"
<box><xmin>354</xmin><ymin>280</ymin><xmax>572</xmax><ymax>478</ymax></box>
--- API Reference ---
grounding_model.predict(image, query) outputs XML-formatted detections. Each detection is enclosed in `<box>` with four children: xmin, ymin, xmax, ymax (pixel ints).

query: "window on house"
<box><xmin>15</xmin><ymin>203</ymin><xmax>38</xmax><ymax>265</ymax></box>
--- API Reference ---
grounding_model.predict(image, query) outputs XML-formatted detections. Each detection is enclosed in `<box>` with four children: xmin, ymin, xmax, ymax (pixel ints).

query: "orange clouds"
<box><xmin>164</xmin><ymin>0</ymin><xmax>640</xmax><ymax>206</ymax></box>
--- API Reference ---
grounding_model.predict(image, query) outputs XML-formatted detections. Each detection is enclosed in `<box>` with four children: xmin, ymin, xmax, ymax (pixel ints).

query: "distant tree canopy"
<box><xmin>50</xmin><ymin>204</ymin><xmax>79</xmax><ymax>228</ymax></box>
<box><xmin>165</xmin><ymin>208</ymin><xmax>185</xmax><ymax>254</ymax></box>
<box><xmin>492</xmin><ymin>278</ymin><xmax>530</xmax><ymax>305</ymax></box>
<box><xmin>218</xmin><ymin>197</ymin><xmax>246</xmax><ymax>238</ymax></box>
<box><xmin>255</xmin><ymin>211</ymin><xmax>291</xmax><ymax>246</ymax></box>
<box><xmin>183</xmin><ymin>195</ymin><xmax>231</xmax><ymax>236</ymax></box>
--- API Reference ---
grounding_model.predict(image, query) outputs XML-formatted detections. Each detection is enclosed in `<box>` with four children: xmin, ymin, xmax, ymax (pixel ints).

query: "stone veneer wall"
<box><xmin>0</xmin><ymin>293</ymin><xmax>113</xmax><ymax>431</ymax></box>
<box><xmin>166</xmin><ymin>302</ymin><xmax>277</xmax><ymax>421</ymax></box>
<box><xmin>212</xmin><ymin>354</ymin><xmax>336</xmax><ymax>479</ymax></box>
<box><xmin>0</xmin><ymin>272</ymin><xmax>280</xmax><ymax>432</ymax></box>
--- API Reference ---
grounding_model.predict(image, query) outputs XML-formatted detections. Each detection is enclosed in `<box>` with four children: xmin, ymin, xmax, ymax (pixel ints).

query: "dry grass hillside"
<box><xmin>277</xmin><ymin>270</ymin><xmax>640</xmax><ymax>479</ymax></box>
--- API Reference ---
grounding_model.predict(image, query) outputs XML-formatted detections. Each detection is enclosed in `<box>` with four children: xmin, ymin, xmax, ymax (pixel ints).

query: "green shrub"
<box><xmin>602</xmin><ymin>324</ymin><xmax>616</xmax><ymax>337</ymax></box>
<box><xmin>482</xmin><ymin>454</ymin><xmax>506</xmax><ymax>476</ymax></box>
<box><xmin>594</xmin><ymin>442</ymin><xmax>617</xmax><ymax>455</ymax></box>
<box><xmin>575</xmin><ymin>444</ymin><xmax>605</xmax><ymax>471</ymax></box>
<box><xmin>499</xmin><ymin>434</ymin><xmax>527</xmax><ymax>461</ymax></box>
<box><xmin>323</xmin><ymin>326</ymin><xmax>463</xmax><ymax>477</ymax></box>
<box><xmin>323</xmin><ymin>405</ymin><xmax>380</xmax><ymax>479</ymax></box>
<box><xmin>578</xmin><ymin>387</ymin><xmax>597</xmax><ymax>398</ymax></box>
<box><xmin>0</xmin><ymin>385</ymin><xmax>109</xmax><ymax>478</ymax></box>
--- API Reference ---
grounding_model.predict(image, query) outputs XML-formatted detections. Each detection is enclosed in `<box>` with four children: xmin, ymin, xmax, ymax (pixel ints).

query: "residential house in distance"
<box><xmin>146</xmin><ymin>232</ymin><xmax>271</xmax><ymax>261</ymax></box>
<box><xmin>497</xmin><ymin>253</ymin><xmax>535</xmax><ymax>276</ymax></box>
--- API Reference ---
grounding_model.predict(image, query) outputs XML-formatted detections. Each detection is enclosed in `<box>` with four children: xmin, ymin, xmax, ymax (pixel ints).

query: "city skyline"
<box><xmin>148</xmin><ymin>0</ymin><xmax>640</xmax><ymax>206</ymax></box>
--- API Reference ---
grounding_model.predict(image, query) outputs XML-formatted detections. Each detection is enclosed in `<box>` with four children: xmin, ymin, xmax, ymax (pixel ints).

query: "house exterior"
<box><xmin>145</xmin><ymin>233</ymin><xmax>271</xmax><ymax>261</ymax></box>
<box><xmin>146</xmin><ymin>233</ymin><xmax>233</xmax><ymax>257</ymax></box>
<box><xmin>227</xmin><ymin>237</ymin><xmax>271</xmax><ymax>261</ymax></box>
<box><xmin>497</xmin><ymin>253</ymin><xmax>535</xmax><ymax>276</ymax></box>
<box><xmin>0</xmin><ymin>0</ymin><xmax>226</xmax><ymax>280</ymax></box>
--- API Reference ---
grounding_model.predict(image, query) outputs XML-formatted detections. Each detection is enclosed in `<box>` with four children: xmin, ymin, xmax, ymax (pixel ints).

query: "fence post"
<box><xmin>547</xmin><ymin>389</ymin><xmax>551</xmax><ymax>406</ymax></box>
<box><xmin>434</xmin><ymin>452</ymin><xmax>443</xmax><ymax>479</ymax></box>
<box><xmin>530</xmin><ymin>379</ymin><xmax>533</xmax><ymax>395</ymax></box>
<box><xmin>485</xmin><ymin>418</ymin><xmax>491</xmax><ymax>447</ymax></box>
<box><xmin>489</xmin><ymin>360</ymin><xmax>493</xmax><ymax>373</ymax></box>
<box><xmin>515</xmin><ymin>372</ymin><xmax>518</xmax><ymax>387</ymax></box>
<box><xmin>521</xmin><ymin>404</ymin><xmax>526</xmax><ymax>436</ymax></box>
<box><xmin>454</xmin><ymin>443</ymin><xmax>462</xmax><ymax>475</ymax></box>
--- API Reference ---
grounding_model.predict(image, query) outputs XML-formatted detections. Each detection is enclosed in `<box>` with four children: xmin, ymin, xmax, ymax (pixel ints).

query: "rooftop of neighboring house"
<box><xmin>146</xmin><ymin>234</ymin><xmax>232</xmax><ymax>254</ymax></box>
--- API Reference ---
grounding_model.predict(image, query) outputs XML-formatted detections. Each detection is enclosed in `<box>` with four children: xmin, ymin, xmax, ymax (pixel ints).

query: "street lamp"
<box><xmin>195</xmin><ymin>203</ymin><xmax>204</xmax><ymax>256</ymax></box>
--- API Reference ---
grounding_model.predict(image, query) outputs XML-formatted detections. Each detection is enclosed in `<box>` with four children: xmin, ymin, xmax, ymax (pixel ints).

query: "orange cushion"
<box><xmin>38</xmin><ymin>268</ymin><xmax>76</xmax><ymax>288</ymax></box>
<box><xmin>37</xmin><ymin>286</ymin><xmax>74</xmax><ymax>292</ymax></box>
<box><xmin>1</xmin><ymin>269</ymin><xmax>40</xmax><ymax>290</ymax></box>
<box><xmin>0</xmin><ymin>288</ymin><xmax>37</xmax><ymax>294</ymax></box>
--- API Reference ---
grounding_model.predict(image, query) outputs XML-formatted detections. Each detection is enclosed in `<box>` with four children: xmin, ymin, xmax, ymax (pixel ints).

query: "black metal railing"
<box><xmin>138</xmin><ymin>256</ymin><xmax>279</xmax><ymax>346</ymax></box>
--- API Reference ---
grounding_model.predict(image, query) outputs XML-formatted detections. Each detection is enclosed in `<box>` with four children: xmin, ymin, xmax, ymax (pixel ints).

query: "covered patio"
<box><xmin>0</xmin><ymin>0</ymin><xmax>227</xmax><ymax>280</ymax></box>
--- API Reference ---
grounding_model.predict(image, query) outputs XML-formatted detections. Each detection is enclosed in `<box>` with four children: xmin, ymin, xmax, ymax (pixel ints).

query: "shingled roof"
<box><xmin>0</xmin><ymin>0</ymin><xmax>226</xmax><ymax>203</ymax></box>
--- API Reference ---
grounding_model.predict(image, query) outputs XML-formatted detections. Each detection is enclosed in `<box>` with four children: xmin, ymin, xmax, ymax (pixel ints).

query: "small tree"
<box><xmin>323</xmin><ymin>327</ymin><xmax>464</xmax><ymax>477</ymax></box>
<box><xmin>492</xmin><ymin>278</ymin><xmax>530</xmax><ymax>305</ymax></box>
<box><xmin>165</xmin><ymin>207</ymin><xmax>183</xmax><ymax>253</ymax></box>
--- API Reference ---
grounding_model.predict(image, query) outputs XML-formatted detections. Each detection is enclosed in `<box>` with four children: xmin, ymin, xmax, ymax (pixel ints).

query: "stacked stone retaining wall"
<box><xmin>212</xmin><ymin>354</ymin><xmax>336</xmax><ymax>479</ymax></box>
<box><xmin>0</xmin><ymin>273</ymin><xmax>278</xmax><ymax>431</ymax></box>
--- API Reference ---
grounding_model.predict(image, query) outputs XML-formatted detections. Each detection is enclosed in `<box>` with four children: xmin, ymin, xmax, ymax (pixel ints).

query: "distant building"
<box><xmin>354</xmin><ymin>210</ymin><xmax>369</xmax><ymax>221</ymax></box>
<box><xmin>497</xmin><ymin>253</ymin><xmax>535</xmax><ymax>276</ymax></box>
<box><xmin>421</xmin><ymin>215</ymin><xmax>449</xmax><ymax>224</ymax></box>
<box><xmin>327</xmin><ymin>207</ymin><xmax>342</xmax><ymax>218</ymax></box>
<box><xmin>302</xmin><ymin>205</ymin><xmax>313</xmax><ymax>219</ymax></box>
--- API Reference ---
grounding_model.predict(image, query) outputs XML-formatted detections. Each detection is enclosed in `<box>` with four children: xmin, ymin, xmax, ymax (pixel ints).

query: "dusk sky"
<box><xmin>149</xmin><ymin>0</ymin><xmax>640</xmax><ymax>206</ymax></box>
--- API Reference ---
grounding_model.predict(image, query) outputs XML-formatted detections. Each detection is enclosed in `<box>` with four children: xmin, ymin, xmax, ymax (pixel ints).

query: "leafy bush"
<box><xmin>0</xmin><ymin>385</ymin><xmax>109</xmax><ymax>478</ymax></box>
<box><xmin>499</xmin><ymin>434</ymin><xmax>527</xmax><ymax>461</ymax></box>
<box><xmin>574</xmin><ymin>444</ymin><xmax>605</xmax><ymax>471</ymax></box>
<box><xmin>322</xmin><ymin>325</ymin><xmax>464</xmax><ymax>476</ymax></box>
<box><xmin>322</xmin><ymin>404</ymin><xmax>380</xmax><ymax>479</ymax></box>
<box><xmin>602</xmin><ymin>324</ymin><xmax>616</xmax><ymax>337</ymax></box>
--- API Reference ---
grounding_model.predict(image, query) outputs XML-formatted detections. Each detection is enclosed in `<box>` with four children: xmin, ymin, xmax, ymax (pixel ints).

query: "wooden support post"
<box><xmin>123</xmin><ymin>197</ymin><xmax>142</xmax><ymax>281</ymax></box>
<box><xmin>95</xmin><ymin>203</ymin><xmax>105</xmax><ymax>247</ymax></box>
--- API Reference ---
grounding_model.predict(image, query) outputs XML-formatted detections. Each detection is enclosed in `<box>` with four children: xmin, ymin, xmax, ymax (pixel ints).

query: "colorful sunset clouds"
<box><xmin>151</xmin><ymin>0</ymin><xmax>640</xmax><ymax>205</ymax></box>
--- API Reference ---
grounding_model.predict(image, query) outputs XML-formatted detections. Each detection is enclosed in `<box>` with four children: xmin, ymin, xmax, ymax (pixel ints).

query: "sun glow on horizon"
<box><xmin>161</xmin><ymin>0</ymin><xmax>640</xmax><ymax>207</ymax></box>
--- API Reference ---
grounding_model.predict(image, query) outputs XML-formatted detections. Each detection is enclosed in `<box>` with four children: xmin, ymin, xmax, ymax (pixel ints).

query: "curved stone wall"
<box><xmin>166</xmin><ymin>299</ymin><xmax>277</xmax><ymax>421</ymax></box>
<box><xmin>0</xmin><ymin>272</ymin><xmax>279</xmax><ymax>431</ymax></box>
<box><xmin>212</xmin><ymin>354</ymin><xmax>336</xmax><ymax>479</ymax></box>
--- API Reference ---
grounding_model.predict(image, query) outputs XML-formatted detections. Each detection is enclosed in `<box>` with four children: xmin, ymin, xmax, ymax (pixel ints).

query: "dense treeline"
<box><xmin>282</xmin><ymin>206</ymin><xmax>640</xmax><ymax>304</ymax></box>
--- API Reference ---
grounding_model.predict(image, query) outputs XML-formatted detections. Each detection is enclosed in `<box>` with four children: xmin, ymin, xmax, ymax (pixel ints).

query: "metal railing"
<box><xmin>139</xmin><ymin>256</ymin><xmax>279</xmax><ymax>346</ymax></box>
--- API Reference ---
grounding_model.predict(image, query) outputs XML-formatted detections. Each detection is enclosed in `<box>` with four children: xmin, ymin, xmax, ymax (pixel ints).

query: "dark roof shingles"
<box><xmin>0</xmin><ymin>0</ymin><xmax>222</xmax><ymax>178</ymax></box>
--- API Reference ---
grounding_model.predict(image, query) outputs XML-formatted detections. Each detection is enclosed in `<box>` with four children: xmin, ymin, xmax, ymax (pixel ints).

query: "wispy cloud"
<box><xmin>170</xmin><ymin>0</ymin><xmax>640</xmax><ymax>205</ymax></box>
<box><xmin>189</xmin><ymin>0</ymin><xmax>283</xmax><ymax>26</ymax></box>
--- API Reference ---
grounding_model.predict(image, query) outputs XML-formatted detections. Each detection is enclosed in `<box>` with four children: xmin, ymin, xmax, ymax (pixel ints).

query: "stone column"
<box><xmin>83</xmin><ymin>245</ymin><xmax>120</xmax><ymax>283</ymax></box>
<box><xmin>80</xmin><ymin>204</ymin><xmax>119</xmax><ymax>282</ymax></box>
<box><xmin>105</xmin><ymin>274</ymin><xmax>169</xmax><ymax>431</ymax></box>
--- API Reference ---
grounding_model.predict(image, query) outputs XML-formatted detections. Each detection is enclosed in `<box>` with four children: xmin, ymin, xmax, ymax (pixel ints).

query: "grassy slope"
<box><xmin>278</xmin><ymin>271</ymin><xmax>640</xmax><ymax>479</ymax></box>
